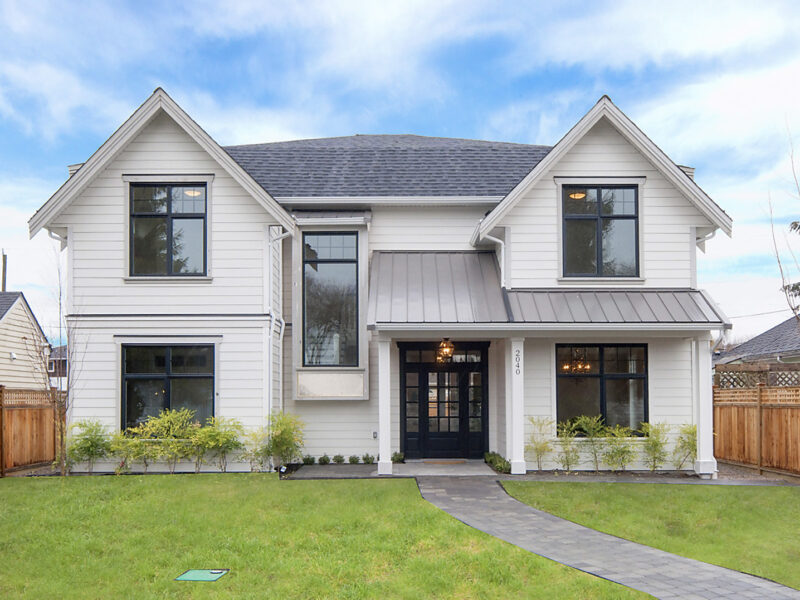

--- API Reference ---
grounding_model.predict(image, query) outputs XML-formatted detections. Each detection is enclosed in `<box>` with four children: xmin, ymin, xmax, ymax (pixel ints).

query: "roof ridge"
<box><xmin>223</xmin><ymin>133</ymin><xmax>552</xmax><ymax>149</ymax></box>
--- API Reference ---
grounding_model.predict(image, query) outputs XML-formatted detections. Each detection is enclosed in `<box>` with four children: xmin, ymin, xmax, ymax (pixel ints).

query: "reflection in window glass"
<box><xmin>303</xmin><ymin>260</ymin><xmax>358</xmax><ymax>366</ymax></box>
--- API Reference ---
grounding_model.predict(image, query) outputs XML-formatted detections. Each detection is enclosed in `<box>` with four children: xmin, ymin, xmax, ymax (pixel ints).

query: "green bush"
<box><xmin>67</xmin><ymin>420</ymin><xmax>111</xmax><ymax>474</ymax></box>
<box><xmin>640</xmin><ymin>422</ymin><xmax>670</xmax><ymax>471</ymax></box>
<box><xmin>109</xmin><ymin>431</ymin><xmax>134</xmax><ymax>475</ymax></box>
<box><xmin>241</xmin><ymin>428</ymin><xmax>271</xmax><ymax>472</ymax></box>
<box><xmin>603</xmin><ymin>425</ymin><xmax>636</xmax><ymax>472</ymax></box>
<box><xmin>199</xmin><ymin>417</ymin><xmax>244</xmax><ymax>472</ymax></box>
<box><xmin>348</xmin><ymin>455</ymin><xmax>360</xmax><ymax>464</ymax></box>
<box><xmin>556</xmin><ymin>420</ymin><xmax>581</xmax><ymax>472</ymax></box>
<box><xmin>302</xmin><ymin>454</ymin><xmax>315</xmax><ymax>465</ymax></box>
<box><xmin>266</xmin><ymin>412</ymin><xmax>305</xmax><ymax>467</ymax></box>
<box><xmin>574</xmin><ymin>415</ymin><xmax>606</xmax><ymax>472</ymax></box>
<box><xmin>391</xmin><ymin>452</ymin><xmax>404</xmax><ymax>464</ymax></box>
<box><xmin>484</xmin><ymin>451</ymin><xmax>511</xmax><ymax>474</ymax></box>
<box><xmin>318</xmin><ymin>454</ymin><xmax>331</xmax><ymax>465</ymax></box>
<box><xmin>332</xmin><ymin>454</ymin><xmax>345</xmax><ymax>464</ymax></box>
<box><xmin>525</xmin><ymin>416</ymin><xmax>554</xmax><ymax>470</ymax></box>
<box><xmin>361</xmin><ymin>453</ymin><xmax>375</xmax><ymax>464</ymax></box>
<box><xmin>136</xmin><ymin>409</ymin><xmax>197</xmax><ymax>473</ymax></box>
<box><xmin>673</xmin><ymin>423</ymin><xmax>697</xmax><ymax>469</ymax></box>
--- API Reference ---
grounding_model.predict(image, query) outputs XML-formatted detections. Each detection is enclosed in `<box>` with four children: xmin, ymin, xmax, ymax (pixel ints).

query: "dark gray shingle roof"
<box><xmin>0</xmin><ymin>292</ymin><xmax>21</xmax><ymax>320</ymax></box>
<box><xmin>224</xmin><ymin>134</ymin><xmax>552</xmax><ymax>197</ymax></box>
<box><xmin>717</xmin><ymin>316</ymin><xmax>800</xmax><ymax>363</ymax></box>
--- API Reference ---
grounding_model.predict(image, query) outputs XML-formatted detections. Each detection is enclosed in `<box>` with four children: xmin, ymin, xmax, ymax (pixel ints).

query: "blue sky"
<box><xmin>1</xmin><ymin>0</ymin><xmax>800</xmax><ymax>340</ymax></box>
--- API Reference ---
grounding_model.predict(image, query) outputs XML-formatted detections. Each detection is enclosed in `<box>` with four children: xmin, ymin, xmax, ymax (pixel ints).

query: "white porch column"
<box><xmin>377</xmin><ymin>338</ymin><xmax>393</xmax><ymax>475</ymax></box>
<box><xmin>694</xmin><ymin>337</ymin><xmax>718</xmax><ymax>479</ymax></box>
<box><xmin>506</xmin><ymin>337</ymin><xmax>526</xmax><ymax>475</ymax></box>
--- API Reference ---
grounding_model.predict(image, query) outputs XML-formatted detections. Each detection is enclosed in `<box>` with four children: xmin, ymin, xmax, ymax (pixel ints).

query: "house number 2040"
<box><xmin>514</xmin><ymin>349</ymin><xmax>522</xmax><ymax>375</ymax></box>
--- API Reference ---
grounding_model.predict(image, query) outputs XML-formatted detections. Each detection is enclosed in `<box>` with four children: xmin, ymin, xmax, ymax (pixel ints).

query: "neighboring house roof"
<box><xmin>51</xmin><ymin>345</ymin><xmax>67</xmax><ymax>360</ymax></box>
<box><xmin>473</xmin><ymin>96</ymin><xmax>733</xmax><ymax>244</ymax></box>
<box><xmin>225</xmin><ymin>135</ymin><xmax>552</xmax><ymax>198</ymax></box>
<box><xmin>0</xmin><ymin>291</ymin><xmax>49</xmax><ymax>344</ymax></box>
<box><xmin>716</xmin><ymin>316</ymin><xmax>800</xmax><ymax>364</ymax></box>
<box><xmin>29</xmin><ymin>88</ymin><xmax>294</xmax><ymax>238</ymax></box>
<box><xmin>0</xmin><ymin>291</ymin><xmax>22</xmax><ymax>320</ymax></box>
<box><xmin>506</xmin><ymin>289</ymin><xmax>729</xmax><ymax>327</ymax></box>
<box><xmin>367</xmin><ymin>252</ymin><xmax>730</xmax><ymax>330</ymax></box>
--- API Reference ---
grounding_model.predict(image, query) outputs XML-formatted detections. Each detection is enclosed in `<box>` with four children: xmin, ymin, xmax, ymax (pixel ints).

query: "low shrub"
<box><xmin>332</xmin><ymin>454</ymin><xmax>345</xmax><ymax>464</ymax></box>
<box><xmin>640</xmin><ymin>422</ymin><xmax>670</xmax><ymax>471</ymax></box>
<box><xmin>603</xmin><ymin>425</ymin><xmax>636</xmax><ymax>472</ymax></box>
<box><xmin>556</xmin><ymin>420</ymin><xmax>581</xmax><ymax>472</ymax></box>
<box><xmin>526</xmin><ymin>416</ymin><xmax>554</xmax><ymax>471</ymax></box>
<box><xmin>241</xmin><ymin>428</ymin><xmax>270</xmax><ymax>472</ymax></box>
<box><xmin>318</xmin><ymin>454</ymin><xmax>331</xmax><ymax>465</ymax></box>
<box><xmin>484</xmin><ymin>451</ymin><xmax>511</xmax><ymax>474</ymax></box>
<box><xmin>673</xmin><ymin>423</ymin><xmax>697</xmax><ymax>469</ymax></box>
<box><xmin>391</xmin><ymin>452</ymin><xmax>404</xmax><ymax>464</ymax></box>
<box><xmin>266</xmin><ymin>412</ymin><xmax>305</xmax><ymax>467</ymax></box>
<box><xmin>67</xmin><ymin>420</ymin><xmax>111</xmax><ymax>474</ymax></box>
<box><xmin>302</xmin><ymin>454</ymin><xmax>315</xmax><ymax>465</ymax></box>
<box><xmin>574</xmin><ymin>415</ymin><xmax>606</xmax><ymax>472</ymax></box>
<box><xmin>361</xmin><ymin>453</ymin><xmax>375</xmax><ymax>464</ymax></box>
<box><xmin>348</xmin><ymin>455</ymin><xmax>360</xmax><ymax>464</ymax></box>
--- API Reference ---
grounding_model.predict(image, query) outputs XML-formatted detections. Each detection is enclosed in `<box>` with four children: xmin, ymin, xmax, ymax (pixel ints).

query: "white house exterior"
<box><xmin>0</xmin><ymin>292</ymin><xmax>51</xmax><ymax>391</ymax></box>
<box><xmin>29</xmin><ymin>89</ymin><xmax>731</xmax><ymax>477</ymax></box>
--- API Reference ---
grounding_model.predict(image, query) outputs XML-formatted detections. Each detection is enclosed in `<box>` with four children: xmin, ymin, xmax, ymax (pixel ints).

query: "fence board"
<box><xmin>714</xmin><ymin>380</ymin><xmax>800</xmax><ymax>476</ymax></box>
<box><xmin>0</xmin><ymin>386</ymin><xmax>59</xmax><ymax>474</ymax></box>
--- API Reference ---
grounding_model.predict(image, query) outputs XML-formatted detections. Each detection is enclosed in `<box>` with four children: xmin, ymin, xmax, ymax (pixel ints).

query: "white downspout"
<box><xmin>267</xmin><ymin>227</ymin><xmax>292</xmax><ymax>418</ymax></box>
<box><xmin>484</xmin><ymin>233</ymin><xmax>506</xmax><ymax>288</ymax></box>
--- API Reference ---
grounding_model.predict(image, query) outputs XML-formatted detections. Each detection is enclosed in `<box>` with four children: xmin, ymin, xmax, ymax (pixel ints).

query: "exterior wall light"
<box><xmin>436</xmin><ymin>338</ymin><xmax>455</xmax><ymax>363</ymax></box>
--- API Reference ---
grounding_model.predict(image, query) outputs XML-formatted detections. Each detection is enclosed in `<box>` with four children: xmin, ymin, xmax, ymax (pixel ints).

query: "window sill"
<box><xmin>123</xmin><ymin>276</ymin><xmax>213</xmax><ymax>284</ymax></box>
<box><xmin>557</xmin><ymin>277</ymin><xmax>645</xmax><ymax>286</ymax></box>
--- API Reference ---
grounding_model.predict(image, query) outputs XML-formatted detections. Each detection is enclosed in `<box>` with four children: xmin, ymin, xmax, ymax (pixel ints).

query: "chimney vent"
<box><xmin>678</xmin><ymin>165</ymin><xmax>695</xmax><ymax>180</ymax></box>
<box><xmin>67</xmin><ymin>163</ymin><xmax>84</xmax><ymax>177</ymax></box>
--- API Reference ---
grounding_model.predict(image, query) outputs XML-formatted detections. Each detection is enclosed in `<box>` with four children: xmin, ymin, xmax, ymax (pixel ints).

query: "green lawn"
<box><xmin>0</xmin><ymin>475</ymin><xmax>641</xmax><ymax>599</ymax></box>
<box><xmin>504</xmin><ymin>481</ymin><xmax>800</xmax><ymax>590</ymax></box>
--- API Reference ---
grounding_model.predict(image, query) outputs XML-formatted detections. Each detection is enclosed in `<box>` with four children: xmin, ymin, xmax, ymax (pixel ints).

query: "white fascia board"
<box><xmin>280</xmin><ymin>196</ymin><xmax>501</xmax><ymax>206</ymax></box>
<box><xmin>29</xmin><ymin>88</ymin><xmax>295</xmax><ymax>237</ymax></box>
<box><xmin>369</xmin><ymin>321</ymin><xmax>728</xmax><ymax>332</ymax></box>
<box><xmin>476</xmin><ymin>96</ymin><xmax>732</xmax><ymax>242</ymax></box>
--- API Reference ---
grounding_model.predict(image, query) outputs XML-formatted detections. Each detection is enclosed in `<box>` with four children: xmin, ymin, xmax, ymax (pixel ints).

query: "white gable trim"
<box><xmin>471</xmin><ymin>96</ymin><xmax>732</xmax><ymax>245</ymax></box>
<box><xmin>29</xmin><ymin>88</ymin><xmax>295</xmax><ymax>237</ymax></box>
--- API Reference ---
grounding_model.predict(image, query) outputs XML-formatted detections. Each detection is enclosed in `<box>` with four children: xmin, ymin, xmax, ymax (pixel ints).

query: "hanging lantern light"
<box><xmin>436</xmin><ymin>338</ymin><xmax>455</xmax><ymax>363</ymax></box>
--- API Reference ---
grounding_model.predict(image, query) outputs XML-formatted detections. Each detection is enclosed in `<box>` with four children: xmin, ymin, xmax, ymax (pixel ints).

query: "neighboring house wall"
<box><xmin>0</xmin><ymin>299</ymin><xmax>49</xmax><ymax>390</ymax></box>
<box><xmin>499</xmin><ymin>118</ymin><xmax>713</xmax><ymax>288</ymax></box>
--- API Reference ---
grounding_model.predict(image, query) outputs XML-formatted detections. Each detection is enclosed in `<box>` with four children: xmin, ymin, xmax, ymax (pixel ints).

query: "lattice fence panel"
<box><xmin>769</xmin><ymin>371</ymin><xmax>800</xmax><ymax>387</ymax></box>
<box><xmin>715</xmin><ymin>371</ymin><xmax>766</xmax><ymax>389</ymax></box>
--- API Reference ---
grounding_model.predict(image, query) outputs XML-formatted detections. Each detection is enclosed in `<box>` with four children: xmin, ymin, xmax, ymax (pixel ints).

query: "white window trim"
<box><xmin>291</xmin><ymin>224</ymin><xmax>369</xmax><ymax>400</ymax></box>
<box><xmin>115</xmin><ymin>336</ymin><xmax>221</xmax><ymax>430</ymax></box>
<box><xmin>554</xmin><ymin>176</ymin><xmax>646</xmax><ymax>285</ymax></box>
<box><xmin>122</xmin><ymin>174</ymin><xmax>215</xmax><ymax>281</ymax></box>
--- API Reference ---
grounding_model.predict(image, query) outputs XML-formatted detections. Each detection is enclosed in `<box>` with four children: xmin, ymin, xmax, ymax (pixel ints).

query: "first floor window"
<box><xmin>130</xmin><ymin>183</ymin><xmax>207</xmax><ymax>276</ymax></box>
<box><xmin>122</xmin><ymin>345</ymin><xmax>214</xmax><ymax>429</ymax></box>
<box><xmin>303</xmin><ymin>232</ymin><xmax>358</xmax><ymax>366</ymax></box>
<box><xmin>556</xmin><ymin>344</ymin><xmax>647</xmax><ymax>430</ymax></box>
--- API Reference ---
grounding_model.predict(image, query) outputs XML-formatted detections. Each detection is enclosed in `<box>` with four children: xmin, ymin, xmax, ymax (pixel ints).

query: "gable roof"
<box><xmin>225</xmin><ymin>135</ymin><xmax>552</xmax><ymax>198</ymax></box>
<box><xmin>29</xmin><ymin>88</ymin><xmax>294</xmax><ymax>237</ymax></box>
<box><xmin>0</xmin><ymin>291</ymin><xmax>48</xmax><ymax>343</ymax></box>
<box><xmin>472</xmin><ymin>96</ymin><xmax>733</xmax><ymax>244</ymax></box>
<box><xmin>717</xmin><ymin>316</ymin><xmax>800</xmax><ymax>364</ymax></box>
<box><xmin>0</xmin><ymin>291</ymin><xmax>21</xmax><ymax>320</ymax></box>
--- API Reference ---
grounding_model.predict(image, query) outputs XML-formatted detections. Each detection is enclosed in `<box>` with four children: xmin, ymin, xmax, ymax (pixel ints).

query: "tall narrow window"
<box><xmin>303</xmin><ymin>232</ymin><xmax>358</xmax><ymax>366</ymax></box>
<box><xmin>122</xmin><ymin>345</ymin><xmax>214</xmax><ymax>429</ymax></box>
<box><xmin>556</xmin><ymin>344</ymin><xmax>647</xmax><ymax>430</ymax></box>
<box><xmin>563</xmin><ymin>186</ymin><xmax>638</xmax><ymax>277</ymax></box>
<box><xmin>130</xmin><ymin>184</ymin><xmax>207</xmax><ymax>276</ymax></box>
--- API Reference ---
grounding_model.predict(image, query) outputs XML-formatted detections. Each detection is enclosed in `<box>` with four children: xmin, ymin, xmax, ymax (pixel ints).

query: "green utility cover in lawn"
<box><xmin>175</xmin><ymin>569</ymin><xmax>229</xmax><ymax>582</ymax></box>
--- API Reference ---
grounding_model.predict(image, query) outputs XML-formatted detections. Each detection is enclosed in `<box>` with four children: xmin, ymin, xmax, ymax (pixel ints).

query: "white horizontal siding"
<box><xmin>369</xmin><ymin>206</ymin><xmax>486</xmax><ymax>251</ymax></box>
<box><xmin>54</xmin><ymin>111</ymin><xmax>279</xmax><ymax>315</ymax></box>
<box><xmin>501</xmin><ymin>118</ymin><xmax>712</xmax><ymax>288</ymax></box>
<box><xmin>0</xmin><ymin>300</ymin><xmax>50</xmax><ymax>390</ymax></box>
<box><xmin>68</xmin><ymin>317</ymin><xmax>268</xmax><ymax>430</ymax></box>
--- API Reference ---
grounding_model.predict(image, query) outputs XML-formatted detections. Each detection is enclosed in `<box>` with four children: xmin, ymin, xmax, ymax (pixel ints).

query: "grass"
<box><xmin>0</xmin><ymin>475</ymin><xmax>643</xmax><ymax>599</ymax></box>
<box><xmin>504</xmin><ymin>480</ymin><xmax>800</xmax><ymax>590</ymax></box>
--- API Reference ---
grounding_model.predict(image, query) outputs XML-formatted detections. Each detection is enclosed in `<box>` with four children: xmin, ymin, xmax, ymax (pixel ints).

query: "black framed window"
<box><xmin>130</xmin><ymin>184</ymin><xmax>207</xmax><ymax>276</ymax></box>
<box><xmin>122</xmin><ymin>345</ymin><xmax>214</xmax><ymax>429</ymax></box>
<box><xmin>556</xmin><ymin>344</ymin><xmax>647</xmax><ymax>430</ymax></box>
<box><xmin>562</xmin><ymin>186</ymin><xmax>638</xmax><ymax>277</ymax></box>
<box><xmin>303</xmin><ymin>232</ymin><xmax>358</xmax><ymax>366</ymax></box>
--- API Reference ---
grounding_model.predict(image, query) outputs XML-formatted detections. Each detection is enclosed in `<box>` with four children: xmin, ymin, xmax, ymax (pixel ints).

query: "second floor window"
<box><xmin>130</xmin><ymin>184</ymin><xmax>207</xmax><ymax>276</ymax></box>
<box><xmin>303</xmin><ymin>232</ymin><xmax>358</xmax><ymax>366</ymax></box>
<box><xmin>563</xmin><ymin>186</ymin><xmax>638</xmax><ymax>277</ymax></box>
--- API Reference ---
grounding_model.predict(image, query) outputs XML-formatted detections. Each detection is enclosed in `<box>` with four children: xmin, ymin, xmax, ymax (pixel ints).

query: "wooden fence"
<box><xmin>713</xmin><ymin>383</ymin><xmax>800</xmax><ymax>476</ymax></box>
<box><xmin>0</xmin><ymin>386</ymin><xmax>60</xmax><ymax>476</ymax></box>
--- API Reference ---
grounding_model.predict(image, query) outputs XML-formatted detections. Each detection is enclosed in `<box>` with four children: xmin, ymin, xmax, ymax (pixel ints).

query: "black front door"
<box><xmin>400</xmin><ymin>342</ymin><xmax>489</xmax><ymax>459</ymax></box>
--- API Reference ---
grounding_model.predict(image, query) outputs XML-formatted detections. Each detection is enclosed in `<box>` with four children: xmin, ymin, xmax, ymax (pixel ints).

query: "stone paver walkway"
<box><xmin>418</xmin><ymin>476</ymin><xmax>800</xmax><ymax>600</ymax></box>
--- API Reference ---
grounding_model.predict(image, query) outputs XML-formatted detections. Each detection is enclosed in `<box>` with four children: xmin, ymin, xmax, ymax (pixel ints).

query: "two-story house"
<box><xmin>29</xmin><ymin>89</ymin><xmax>731</xmax><ymax>476</ymax></box>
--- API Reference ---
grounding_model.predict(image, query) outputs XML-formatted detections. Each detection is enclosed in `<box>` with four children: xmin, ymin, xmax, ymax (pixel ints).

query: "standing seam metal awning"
<box><xmin>367</xmin><ymin>251</ymin><xmax>730</xmax><ymax>329</ymax></box>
